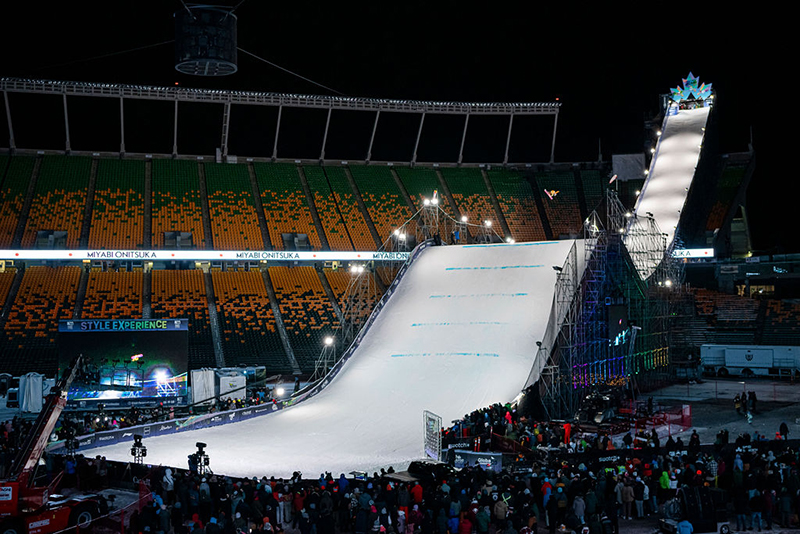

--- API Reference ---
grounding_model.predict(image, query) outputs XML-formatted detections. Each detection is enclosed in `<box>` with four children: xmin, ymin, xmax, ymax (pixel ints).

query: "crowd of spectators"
<box><xmin>125</xmin><ymin>431</ymin><xmax>800</xmax><ymax>534</ymax></box>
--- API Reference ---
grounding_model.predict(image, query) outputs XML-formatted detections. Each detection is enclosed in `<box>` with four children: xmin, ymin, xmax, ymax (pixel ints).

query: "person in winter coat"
<box><xmin>572</xmin><ymin>495</ymin><xmax>585</xmax><ymax>525</ymax></box>
<box><xmin>162</xmin><ymin>468</ymin><xmax>176</xmax><ymax>504</ymax></box>
<box><xmin>493</xmin><ymin>497</ymin><xmax>509</xmax><ymax>528</ymax></box>
<box><xmin>621</xmin><ymin>483</ymin><xmax>634</xmax><ymax>521</ymax></box>
<box><xmin>446</xmin><ymin>513</ymin><xmax>459</xmax><ymax>534</ymax></box>
<box><xmin>457</xmin><ymin>515</ymin><xmax>473</xmax><ymax>534</ymax></box>
<box><xmin>475</xmin><ymin>506</ymin><xmax>491</xmax><ymax>534</ymax></box>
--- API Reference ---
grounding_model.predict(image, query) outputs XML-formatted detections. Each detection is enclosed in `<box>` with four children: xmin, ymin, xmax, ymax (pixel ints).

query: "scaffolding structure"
<box><xmin>540</xmin><ymin>190</ymin><xmax>684</xmax><ymax>418</ymax></box>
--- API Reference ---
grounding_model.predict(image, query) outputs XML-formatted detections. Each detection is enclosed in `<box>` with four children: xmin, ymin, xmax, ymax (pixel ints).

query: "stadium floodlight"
<box><xmin>399</xmin><ymin>233</ymin><xmax>406</xmax><ymax>241</ymax></box>
<box><xmin>423</xmin><ymin>198</ymin><xmax>431</xmax><ymax>206</ymax></box>
<box><xmin>625</xmin><ymin>212</ymin><xmax>632</xmax><ymax>218</ymax></box>
<box><xmin>635</xmin><ymin>190</ymin><xmax>641</xmax><ymax>196</ymax></box>
<box><xmin>461</xmin><ymin>216</ymin><xmax>468</xmax><ymax>223</ymax></box>
<box><xmin>505</xmin><ymin>237</ymin><xmax>515</xmax><ymax>243</ymax></box>
<box><xmin>432</xmin><ymin>198</ymin><xmax>439</xmax><ymax>205</ymax></box>
<box><xmin>644</xmin><ymin>170</ymin><xmax>649</xmax><ymax>175</ymax></box>
<box><xmin>324</xmin><ymin>336</ymin><xmax>334</xmax><ymax>346</ymax></box>
<box><xmin>393</xmin><ymin>229</ymin><xmax>400</xmax><ymax>236</ymax></box>
<box><xmin>656</xmin><ymin>130</ymin><xmax>662</xmax><ymax>136</ymax></box>
<box><xmin>665</xmin><ymin>279</ymin><xmax>673</xmax><ymax>287</ymax></box>
<box><xmin>484</xmin><ymin>220</ymin><xmax>492</xmax><ymax>227</ymax></box>
<box><xmin>650</xmin><ymin>148</ymin><xmax>656</xmax><ymax>154</ymax></box>
<box><xmin>276</xmin><ymin>386</ymin><xmax>285</xmax><ymax>396</ymax></box>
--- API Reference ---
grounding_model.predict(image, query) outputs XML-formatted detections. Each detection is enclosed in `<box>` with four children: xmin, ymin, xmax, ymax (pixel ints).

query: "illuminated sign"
<box><xmin>671</xmin><ymin>248</ymin><xmax>714</xmax><ymax>259</ymax></box>
<box><xmin>670</xmin><ymin>72</ymin><xmax>713</xmax><ymax>103</ymax></box>
<box><xmin>0</xmin><ymin>249</ymin><xmax>411</xmax><ymax>262</ymax></box>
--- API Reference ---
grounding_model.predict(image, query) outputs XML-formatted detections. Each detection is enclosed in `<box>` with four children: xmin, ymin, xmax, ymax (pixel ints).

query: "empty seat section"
<box><xmin>89</xmin><ymin>159</ymin><xmax>145</xmax><ymax>249</ymax></box>
<box><xmin>22</xmin><ymin>156</ymin><xmax>90</xmax><ymax>248</ymax></box>
<box><xmin>151</xmin><ymin>159</ymin><xmax>206</xmax><ymax>248</ymax></box>
<box><xmin>151</xmin><ymin>270</ymin><xmax>215</xmax><ymax>369</ymax></box>
<box><xmin>269</xmin><ymin>266</ymin><xmax>339</xmax><ymax>373</ymax></box>
<box><xmin>395</xmin><ymin>167</ymin><xmax>450</xmax><ymax>214</ymax></box>
<box><xmin>0</xmin><ymin>271</ymin><xmax>15</xmax><ymax>312</ymax></box>
<box><xmin>580</xmin><ymin>169</ymin><xmax>606</xmax><ymax>214</ymax></box>
<box><xmin>763</xmin><ymin>300</ymin><xmax>800</xmax><ymax>345</ymax></box>
<box><xmin>486</xmin><ymin>168</ymin><xmax>546</xmax><ymax>242</ymax></box>
<box><xmin>0</xmin><ymin>156</ymin><xmax>35</xmax><ymax>247</ymax></box>
<box><xmin>303</xmin><ymin>166</ymin><xmax>353</xmax><ymax>250</ymax></box>
<box><xmin>1</xmin><ymin>265</ymin><xmax>81</xmax><ymax>375</ymax></box>
<box><xmin>212</xmin><ymin>270</ymin><xmax>291</xmax><ymax>373</ymax></box>
<box><xmin>254</xmin><ymin>162</ymin><xmax>321</xmax><ymax>249</ymax></box>
<box><xmin>349</xmin><ymin>166</ymin><xmax>412</xmax><ymax>245</ymax></box>
<box><xmin>82</xmin><ymin>271</ymin><xmax>143</xmax><ymax>319</ymax></box>
<box><xmin>325</xmin><ymin>269</ymin><xmax>383</xmax><ymax>328</ymax></box>
<box><xmin>204</xmin><ymin>163</ymin><xmax>264</xmax><ymax>250</ymax></box>
<box><xmin>706</xmin><ymin>164</ymin><xmax>745</xmax><ymax>231</ymax></box>
<box><xmin>440</xmin><ymin>168</ymin><xmax>497</xmax><ymax>227</ymax></box>
<box><xmin>536</xmin><ymin>170</ymin><xmax>582</xmax><ymax>237</ymax></box>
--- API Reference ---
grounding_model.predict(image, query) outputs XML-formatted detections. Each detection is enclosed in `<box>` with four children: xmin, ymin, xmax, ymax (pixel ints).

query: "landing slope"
<box><xmin>91</xmin><ymin>241</ymin><xmax>576</xmax><ymax>477</ymax></box>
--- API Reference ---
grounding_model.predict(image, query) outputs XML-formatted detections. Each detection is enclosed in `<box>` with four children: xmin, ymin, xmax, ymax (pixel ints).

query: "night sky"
<box><xmin>0</xmin><ymin>2</ymin><xmax>784</xmax><ymax>251</ymax></box>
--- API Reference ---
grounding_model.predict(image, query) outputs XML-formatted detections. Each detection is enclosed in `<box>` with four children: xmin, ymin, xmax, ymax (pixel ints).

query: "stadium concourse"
<box><xmin>89</xmin><ymin>240</ymin><xmax>579</xmax><ymax>477</ymax></box>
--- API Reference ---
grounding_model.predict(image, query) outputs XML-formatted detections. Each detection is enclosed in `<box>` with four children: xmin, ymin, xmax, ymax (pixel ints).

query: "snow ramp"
<box><xmin>91</xmin><ymin>240</ymin><xmax>577</xmax><ymax>477</ymax></box>
<box><xmin>630</xmin><ymin>105</ymin><xmax>710</xmax><ymax>277</ymax></box>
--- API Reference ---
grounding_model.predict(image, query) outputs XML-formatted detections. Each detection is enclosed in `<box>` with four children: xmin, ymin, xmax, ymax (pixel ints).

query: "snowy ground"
<box><xmin>89</xmin><ymin>241</ymin><xmax>577</xmax><ymax>478</ymax></box>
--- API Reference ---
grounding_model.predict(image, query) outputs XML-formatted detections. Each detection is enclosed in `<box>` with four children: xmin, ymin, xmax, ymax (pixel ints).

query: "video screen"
<box><xmin>58</xmin><ymin>319</ymin><xmax>189</xmax><ymax>402</ymax></box>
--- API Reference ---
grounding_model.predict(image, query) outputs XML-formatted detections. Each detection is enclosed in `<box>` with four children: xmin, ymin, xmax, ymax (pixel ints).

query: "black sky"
<box><xmin>0</xmin><ymin>2</ymin><xmax>787</xmax><ymax>252</ymax></box>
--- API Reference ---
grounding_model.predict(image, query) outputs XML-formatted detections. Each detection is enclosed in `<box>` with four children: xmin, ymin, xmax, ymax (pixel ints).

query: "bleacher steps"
<box><xmin>11</xmin><ymin>157</ymin><xmax>41</xmax><ymax>248</ymax></box>
<box><xmin>143</xmin><ymin>159</ymin><xmax>152</xmax><ymax>249</ymax></box>
<box><xmin>0</xmin><ymin>267</ymin><xmax>24</xmax><ymax>332</ymax></box>
<box><xmin>78</xmin><ymin>158</ymin><xmax>98</xmax><ymax>249</ymax></box>
<box><xmin>203</xmin><ymin>271</ymin><xmax>226</xmax><ymax>368</ymax></box>
<box><xmin>527</xmin><ymin>172</ymin><xmax>554</xmax><ymax>241</ymax></box>
<box><xmin>343</xmin><ymin>166</ymin><xmax>382</xmax><ymax>248</ymax></box>
<box><xmin>196</xmin><ymin>163</ymin><xmax>215</xmax><ymax>250</ymax></box>
<box><xmin>480</xmin><ymin>168</ymin><xmax>512</xmax><ymax>240</ymax></box>
<box><xmin>72</xmin><ymin>267</ymin><xmax>89</xmax><ymax>320</ymax></box>
<box><xmin>389</xmin><ymin>168</ymin><xmax>417</xmax><ymax>213</ymax></box>
<box><xmin>316</xmin><ymin>265</ymin><xmax>344</xmax><ymax>325</ymax></box>
<box><xmin>296</xmin><ymin>165</ymin><xmax>330</xmax><ymax>251</ymax></box>
<box><xmin>246</xmin><ymin>162</ymin><xmax>274</xmax><ymax>250</ymax></box>
<box><xmin>261</xmin><ymin>268</ymin><xmax>301</xmax><ymax>375</ymax></box>
<box><xmin>142</xmin><ymin>270</ymin><xmax>152</xmax><ymax>319</ymax></box>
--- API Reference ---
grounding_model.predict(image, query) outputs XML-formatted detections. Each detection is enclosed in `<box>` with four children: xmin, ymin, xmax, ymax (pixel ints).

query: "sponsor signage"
<box><xmin>0</xmin><ymin>249</ymin><xmax>410</xmax><ymax>262</ymax></box>
<box><xmin>59</xmin><ymin>319</ymin><xmax>188</xmax><ymax>332</ymax></box>
<box><xmin>452</xmin><ymin>450</ymin><xmax>503</xmax><ymax>472</ymax></box>
<box><xmin>672</xmin><ymin>248</ymin><xmax>714</xmax><ymax>259</ymax></box>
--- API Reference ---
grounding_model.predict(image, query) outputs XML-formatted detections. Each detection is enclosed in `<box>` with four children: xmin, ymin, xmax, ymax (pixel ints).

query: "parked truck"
<box><xmin>701</xmin><ymin>344</ymin><xmax>799</xmax><ymax>378</ymax></box>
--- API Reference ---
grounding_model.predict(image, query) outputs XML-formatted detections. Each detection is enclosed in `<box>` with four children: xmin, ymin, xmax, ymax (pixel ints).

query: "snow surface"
<box><xmin>634</xmin><ymin>106</ymin><xmax>710</xmax><ymax>258</ymax></box>
<box><xmin>90</xmin><ymin>241</ymin><xmax>576</xmax><ymax>478</ymax></box>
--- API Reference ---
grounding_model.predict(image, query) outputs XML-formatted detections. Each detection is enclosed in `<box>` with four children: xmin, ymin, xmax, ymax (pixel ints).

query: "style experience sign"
<box><xmin>59</xmin><ymin>319</ymin><xmax>189</xmax><ymax>332</ymax></box>
<box><xmin>0</xmin><ymin>249</ymin><xmax>410</xmax><ymax>262</ymax></box>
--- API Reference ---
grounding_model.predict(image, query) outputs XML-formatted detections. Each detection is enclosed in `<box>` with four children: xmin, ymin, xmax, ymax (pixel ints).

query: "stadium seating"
<box><xmin>0</xmin><ymin>156</ymin><xmax>35</xmax><ymax>248</ymax></box>
<box><xmin>1</xmin><ymin>265</ymin><xmax>82</xmax><ymax>375</ymax></box>
<box><xmin>254</xmin><ymin>162</ymin><xmax>321</xmax><ymax>250</ymax></box>
<box><xmin>486</xmin><ymin>168</ymin><xmax>546</xmax><ymax>242</ymax></box>
<box><xmin>349</xmin><ymin>166</ymin><xmax>412</xmax><ymax>245</ymax></box>
<box><xmin>706</xmin><ymin>164</ymin><xmax>745</xmax><ymax>231</ymax></box>
<box><xmin>440</xmin><ymin>168</ymin><xmax>497</xmax><ymax>229</ymax></box>
<box><xmin>579</xmin><ymin>169</ymin><xmax>606</xmax><ymax>214</ymax></box>
<box><xmin>302</xmin><ymin>166</ymin><xmax>354</xmax><ymax>250</ymax></box>
<box><xmin>762</xmin><ymin>300</ymin><xmax>800</xmax><ymax>345</ymax></box>
<box><xmin>325</xmin><ymin>268</ymin><xmax>383</xmax><ymax>326</ymax></box>
<box><xmin>22</xmin><ymin>156</ymin><xmax>91</xmax><ymax>249</ymax></box>
<box><xmin>88</xmin><ymin>159</ymin><xmax>145</xmax><ymax>249</ymax></box>
<box><xmin>269</xmin><ymin>266</ymin><xmax>339</xmax><ymax>372</ymax></box>
<box><xmin>204</xmin><ymin>162</ymin><xmax>264</xmax><ymax>250</ymax></box>
<box><xmin>395</xmin><ymin>167</ymin><xmax>448</xmax><ymax>213</ymax></box>
<box><xmin>151</xmin><ymin>270</ymin><xmax>216</xmax><ymax>369</ymax></box>
<box><xmin>212</xmin><ymin>270</ymin><xmax>292</xmax><ymax>373</ymax></box>
<box><xmin>0</xmin><ymin>271</ymin><xmax>15</xmax><ymax>313</ymax></box>
<box><xmin>535</xmin><ymin>169</ymin><xmax>582</xmax><ymax>237</ymax></box>
<box><xmin>82</xmin><ymin>271</ymin><xmax>143</xmax><ymax>319</ymax></box>
<box><xmin>151</xmin><ymin>159</ymin><xmax>206</xmax><ymax>248</ymax></box>
<box><xmin>308</xmin><ymin>166</ymin><xmax>375</xmax><ymax>250</ymax></box>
